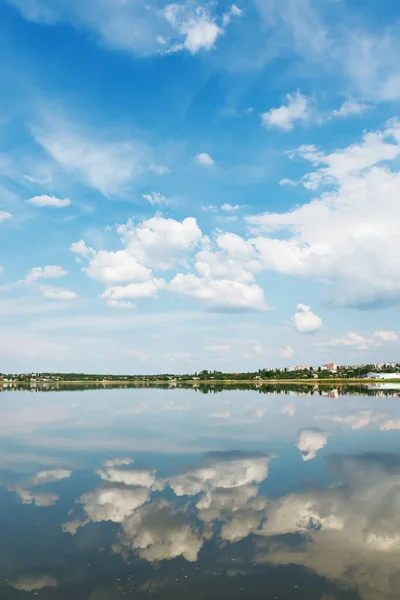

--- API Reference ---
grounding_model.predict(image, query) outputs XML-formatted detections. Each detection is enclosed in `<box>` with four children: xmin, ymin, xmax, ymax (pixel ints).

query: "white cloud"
<box><xmin>26</xmin><ymin>194</ymin><xmax>71</xmax><ymax>208</ymax></box>
<box><xmin>201</xmin><ymin>204</ymin><xmax>218</xmax><ymax>211</ymax></box>
<box><xmin>222</xmin><ymin>4</ymin><xmax>243</xmax><ymax>27</ymax></box>
<box><xmin>25</xmin><ymin>265</ymin><xmax>67</xmax><ymax>284</ymax></box>
<box><xmin>221</xmin><ymin>203</ymin><xmax>243</xmax><ymax>211</ymax></box>
<box><xmin>374</xmin><ymin>330</ymin><xmax>398</xmax><ymax>342</ymax></box>
<box><xmin>169</xmin><ymin>274</ymin><xmax>267</xmax><ymax>312</ymax></box>
<box><xmin>321</xmin><ymin>410</ymin><xmax>381</xmax><ymax>431</ymax></box>
<box><xmin>37</xmin><ymin>285</ymin><xmax>77</xmax><ymax>301</ymax></box>
<box><xmin>220</xmin><ymin>509</ymin><xmax>264</xmax><ymax>543</ymax></box>
<box><xmin>23</xmin><ymin>266</ymin><xmax>77</xmax><ymax>301</ymax></box>
<box><xmin>291</xmin><ymin>303</ymin><xmax>322</xmax><ymax>333</ymax></box>
<box><xmin>9</xmin><ymin>575</ymin><xmax>58</xmax><ymax>592</ymax></box>
<box><xmin>279</xmin><ymin>178</ymin><xmax>298</xmax><ymax>186</ymax></box>
<box><xmin>101</xmin><ymin>280</ymin><xmax>165</xmax><ymax>302</ymax></box>
<box><xmin>0</xmin><ymin>210</ymin><xmax>12</xmax><ymax>223</ymax></box>
<box><xmin>114</xmin><ymin>499</ymin><xmax>204</xmax><ymax>563</ymax></box>
<box><xmin>17</xmin><ymin>489</ymin><xmax>60</xmax><ymax>507</ymax></box>
<box><xmin>103</xmin><ymin>457</ymin><xmax>134</xmax><ymax>468</ymax></box>
<box><xmin>261</xmin><ymin>92</ymin><xmax>311</xmax><ymax>131</ymax></box>
<box><xmin>77</xmin><ymin>487</ymin><xmax>151</xmax><ymax>524</ymax></box>
<box><xmin>195</xmin><ymin>152</ymin><xmax>214</xmax><ymax>167</ymax></box>
<box><xmin>117</xmin><ymin>215</ymin><xmax>203</xmax><ymax>271</ymax></box>
<box><xmin>7</xmin><ymin>0</ymin><xmax>172</xmax><ymax>55</ymax></box>
<box><xmin>247</xmin><ymin>120</ymin><xmax>400</xmax><ymax>308</ymax></box>
<box><xmin>70</xmin><ymin>240</ymin><xmax>95</xmax><ymax>259</ymax></box>
<box><xmin>257</xmin><ymin>454</ymin><xmax>400</xmax><ymax>598</ymax></box>
<box><xmin>81</xmin><ymin>250</ymin><xmax>153</xmax><ymax>285</ymax></box>
<box><xmin>330</xmin><ymin>99</ymin><xmax>372</xmax><ymax>119</ymax></box>
<box><xmin>96</xmin><ymin>467</ymin><xmax>157</xmax><ymax>488</ymax></box>
<box><xmin>31</xmin><ymin>115</ymin><xmax>150</xmax><ymax>196</ymax></box>
<box><xmin>323</xmin><ymin>331</ymin><xmax>379</xmax><ymax>351</ymax></box>
<box><xmin>168</xmin><ymin>456</ymin><xmax>270</xmax><ymax>497</ymax></box>
<box><xmin>163</xmin><ymin>3</ymin><xmax>241</xmax><ymax>55</ymax></box>
<box><xmin>142</xmin><ymin>192</ymin><xmax>169</xmax><ymax>206</ymax></box>
<box><xmin>279</xmin><ymin>346</ymin><xmax>294</xmax><ymax>358</ymax></box>
<box><xmin>379</xmin><ymin>419</ymin><xmax>400</xmax><ymax>431</ymax></box>
<box><xmin>72</xmin><ymin>216</ymin><xmax>269</xmax><ymax>313</ymax></box>
<box><xmin>170</xmin><ymin>231</ymin><xmax>267</xmax><ymax>311</ymax></box>
<box><xmin>164</xmin><ymin>4</ymin><xmax>222</xmax><ymax>54</ymax></box>
<box><xmin>30</xmin><ymin>469</ymin><xmax>72</xmax><ymax>486</ymax></box>
<box><xmin>296</xmin><ymin>429</ymin><xmax>328</xmax><ymax>461</ymax></box>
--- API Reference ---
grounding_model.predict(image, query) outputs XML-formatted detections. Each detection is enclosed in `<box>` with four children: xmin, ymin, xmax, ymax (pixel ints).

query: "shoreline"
<box><xmin>2</xmin><ymin>378</ymin><xmax>399</xmax><ymax>387</ymax></box>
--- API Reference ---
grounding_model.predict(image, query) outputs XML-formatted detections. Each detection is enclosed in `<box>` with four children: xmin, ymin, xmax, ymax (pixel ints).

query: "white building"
<box><xmin>367</xmin><ymin>372</ymin><xmax>400</xmax><ymax>380</ymax></box>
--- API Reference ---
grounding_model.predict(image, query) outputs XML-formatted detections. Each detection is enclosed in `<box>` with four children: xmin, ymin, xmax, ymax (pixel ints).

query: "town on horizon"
<box><xmin>1</xmin><ymin>361</ymin><xmax>400</xmax><ymax>383</ymax></box>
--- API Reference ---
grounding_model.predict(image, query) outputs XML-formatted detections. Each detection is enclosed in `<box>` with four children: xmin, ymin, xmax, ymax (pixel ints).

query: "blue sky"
<box><xmin>1</xmin><ymin>0</ymin><xmax>400</xmax><ymax>373</ymax></box>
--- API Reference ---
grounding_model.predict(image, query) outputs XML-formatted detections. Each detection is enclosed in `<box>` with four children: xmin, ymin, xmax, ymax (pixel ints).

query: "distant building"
<box><xmin>288</xmin><ymin>365</ymin><xmax>310</xmax><ymax>372</ymax></box>
<box><xmin>367</xmin><ymin>372</ymin><xmax>400</xmax><ymax>380</ymax></box>
<box><xmin>322</xmin><ymin>363</ymin><xmax>338</xmax><ymax>373</ymax></box>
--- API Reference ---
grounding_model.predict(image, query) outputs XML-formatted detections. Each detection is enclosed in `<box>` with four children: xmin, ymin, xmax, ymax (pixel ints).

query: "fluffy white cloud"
<box><xmin>77</xmin><ymin>487</ymin><xmax>151</xmax><ymax>524</ymax></box>
<box><xmin>170</xmin><ymin>274</ymin><xmax>267</xmax><ymax>312</ymax></box>
<box><xmin>220</xmin><ymin>509</ymin><xmax>264</xmax><ymax>543</ymax></box>
<box><xmin>25</xmin><ymin>265</ymin><xmax>67</xmax><ymax>284</ymax></box>
<box><xmin>168</xmin><ymin>455</ymin><xmax>270</xmax><ymax>497</ymax></box>
<box><xmin>114</xmin><ymin>499</ymin><xmax>203</xmax><ymax>563</ymax></box>
<box><xmin>26</xmin><ymin>194</ymin><xmax>71</xmax><ymax>208</ymax></box>
<box><xmin>279</xmin><ymin>346</ymin><xmax>294</xmax><ymax>358</ymax></box>
<box><xmin>96</xmin><ymin>467</ymin><xmax>157</xmax><ymax>488</ymax></box>
<box><xmin>118</xmin><ymin>216</ymin><xmax>203</xmax><ymax>271</ymax></box>
<box><xmin>101</xmin><ymin>280</ymin><xmax>165</xmax><ymax>302</ymax></box>
<box><xmin>291</xmin><ymin>303</ymin><xmax>322</xmax><ymax>333</ymax></box>
<box><xmin>374</xmin><ymin>330</ymin><xmax>398</xmax><ymax>342</ymax></box>
<box><xmin>72</xmin><ymin>216</ymin><xmax>268</xmax><ymax>312</ymax></box>
<box><xmin>82</xmin><ymin>250</ymin><xmax>152</xmax><ymax>285</ymax></box>
<box><xmin>296</xmin><ymin>430</ymin><xmax>328</xmax><ymax>461</ymax></box>
<box><xmin>163</xmin><ymin>3</ymin><xmax>241</xmax><ymax>55</ymax></box>
<box><xmin>194</xmin><ymin>152</ymin><xmax>215</xmax><ymax>166</ymax></box>
<box><xmin>257</xmin><ymin>454</ymin><xmax>400</xmax><ymax>599</ymax></box>
<box><xmin>170</xmin><ymin>231</ymin><xmax>267</xmax><ymax>311</ymax></box>
<box><xmin>9</xmin><ymin>575</ymin><xmax>58</xmax><ymax>592</ymax></box>
<box><xmin>261</xmin><ymin>92</ymin><xmax>311</xmax><ymax>131</ymax></box>
<box><xmin>17</xmin><ymin>489</ymin><xmax>60</xmax><ymax>507</ymax></box>
<box><xmin>31</xmin><ymin>116</ymin><xmax>150</xmax><ymax>195</ymax></box>
<box><xmin>142</xmin><ymin>192</ymin><xmax>169</xmax><ymax>206</ymax></box>
<box><xmin>30</xmin><ymin>469</ymin><xmax>72</xmax><ymax>486</ymax></box>
<box><xmin>248</xmin><ymin>120</ymin><xmax>400</xmax><ymax>308</ymax></box>
<box><xmin>330</xmin><ymin>99</ymin><xmax>372</xmax><ymax>119</ymax></box>
<box><xmin>0</xmin><ymin>210</ymin><xmax>12</xmax><ymax>222</ymax></box>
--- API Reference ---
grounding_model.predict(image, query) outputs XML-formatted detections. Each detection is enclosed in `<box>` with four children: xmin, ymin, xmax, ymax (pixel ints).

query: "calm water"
<box><xmin>2</xmin><ymin>386</ymin><xmax>400</xmax><ymax>599</ymax></box>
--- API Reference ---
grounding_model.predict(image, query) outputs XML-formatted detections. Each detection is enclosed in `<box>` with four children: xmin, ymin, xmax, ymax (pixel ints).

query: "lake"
<box><xmin>1</xmin><ymin>385</ymin><xmax>400</xmax><ymax>599</ymax></box>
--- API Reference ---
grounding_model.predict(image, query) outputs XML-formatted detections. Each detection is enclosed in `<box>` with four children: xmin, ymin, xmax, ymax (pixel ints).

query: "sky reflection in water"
<box><xmin>2</xmin><ymin>387</ymin><xmax>400</xmax><ymax>599</ymax></box>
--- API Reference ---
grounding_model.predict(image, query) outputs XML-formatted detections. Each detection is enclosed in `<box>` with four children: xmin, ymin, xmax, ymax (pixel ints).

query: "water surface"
<box><xmin>2</xmin><ymin>386</ymin><xmax>400</xmax><ymax>599</ymax></box>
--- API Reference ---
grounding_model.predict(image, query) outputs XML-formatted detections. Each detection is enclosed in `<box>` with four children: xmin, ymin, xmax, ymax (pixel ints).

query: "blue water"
<box><xmin>1</xmin><ymin>386</ymin><xmax>400</xmax><ymax>599</ymax></box>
